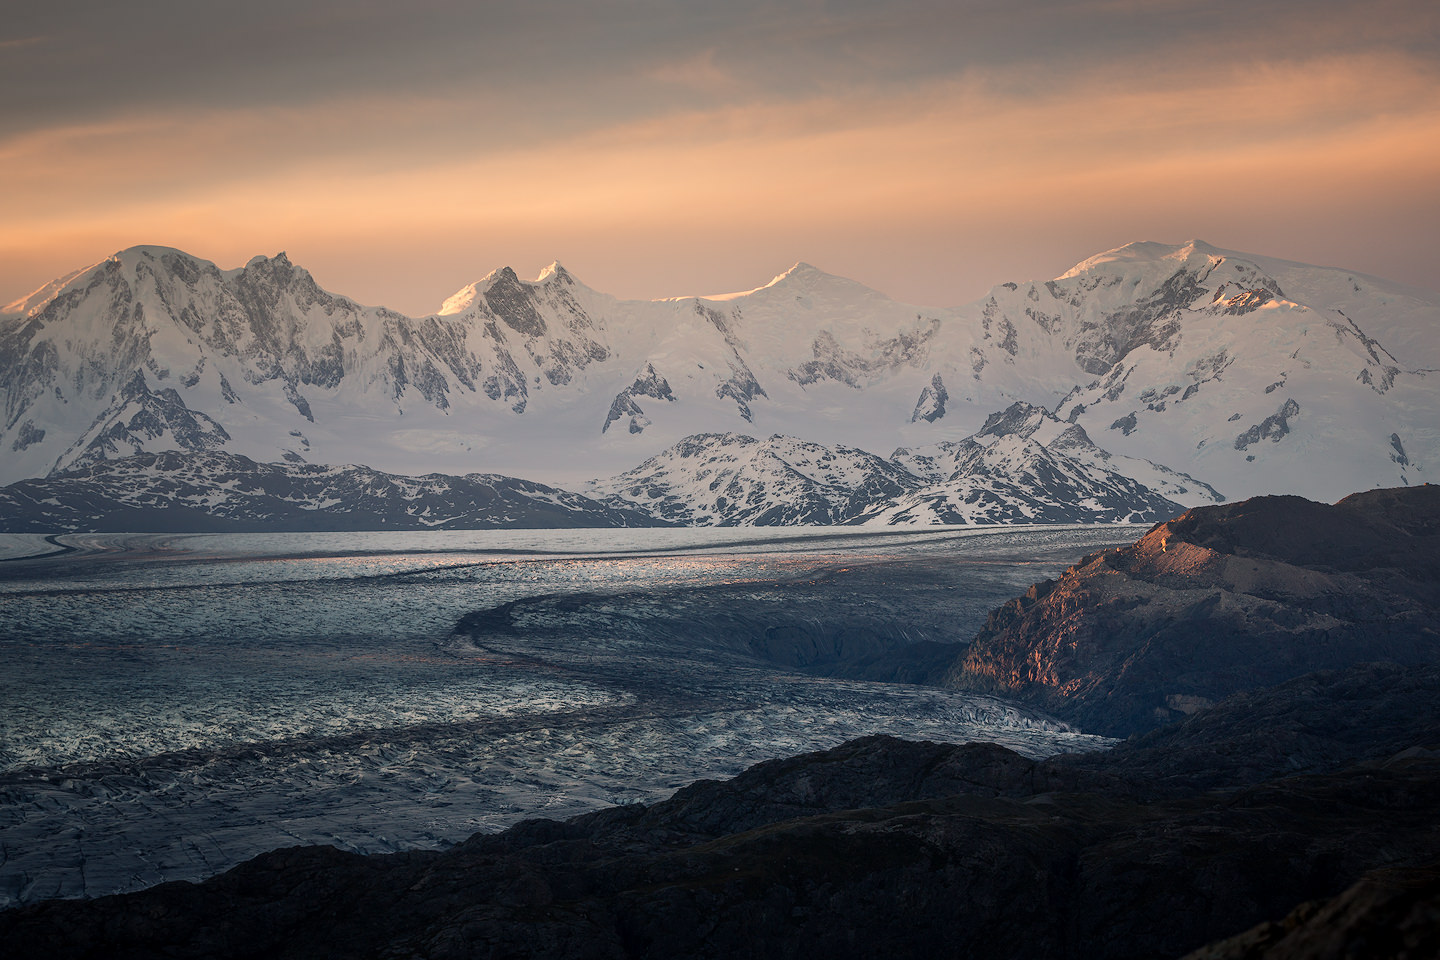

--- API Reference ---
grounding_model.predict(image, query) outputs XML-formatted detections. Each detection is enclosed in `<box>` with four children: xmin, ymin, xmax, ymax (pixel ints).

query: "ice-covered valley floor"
<box><xmin>0</xmin><ymin>526</ymin><xmax>1132</xmax><ymax>908</ymax></box>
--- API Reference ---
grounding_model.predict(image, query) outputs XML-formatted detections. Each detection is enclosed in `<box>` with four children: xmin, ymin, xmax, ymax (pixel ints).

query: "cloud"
<box><xmin>2</xmin><ymin>1</ymin><xmax>1438</xmax><ymax>309</ymax></box>
<box><xmin>644</xmin><ymin>49</ymin><xmax>742</xmax><ymax>95</ymax></box>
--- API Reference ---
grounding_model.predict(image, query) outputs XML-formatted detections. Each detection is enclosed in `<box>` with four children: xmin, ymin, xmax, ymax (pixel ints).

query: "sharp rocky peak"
<box><xmin>976</xmin><ymin>401</ymin><xmax>1051</xmax><ymax>440</ymax></box>
<box><xmin>438</xmin><ymin>261</ymin><xmax>581</xmax><ymax>316</ymax></box>
<box><xmin>535</xmin><ymin>261</ymin><xmax>573</xmax><ymax>284</ymax></box>
<box><xmin>237</xmin><ymin>251</ymin><xmax>310</xmax><ymax>285</ymax></box>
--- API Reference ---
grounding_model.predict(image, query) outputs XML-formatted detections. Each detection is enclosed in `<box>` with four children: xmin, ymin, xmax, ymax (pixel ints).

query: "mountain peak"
<box><xmin>536</xmin><ymin>261</ymin><xmax>572</xmax><ymax>284</ymax></box>
<box><xmin>1059</xmin><ymin>239</ymin><xmax>1227</xmax><ymax>279</ymax></box>
<box><xmin>101</xmin><ymin>245</ymin><xmax>211</xmax><ymax>280</ymax></box>
<box><xmin>685</xmin><ymin>261</ymin><xmax>892</xmax><ymax>304</ymax></box>
<box><xmin>438</xmin><ymin>266</ymin><xmax>515</xmax><ymax>316</ymax></box>
<box><xmin>5</xmin><ymin>246</ymin><xmax>213</xmax><ymax>316</ymax></box>
<box><xmin>762</xmin><ymin>261</ymin><xmax>828</xmax><ymax>289</ymax></box>
<box><xmin>438</xmin><ymin>262</ymin><xmax>583</xmax><ymax>316</ymax></box>
<box><xmin>976</xmin><ymin>401</ymin><xmax>1051</xmax><ymax>440</ymax></box>
<box><xmin>114</xmin><ymin>244</ymin><xmax>198</xmax><ymax>261</ymax></box>
<box><xmin>244</xmin><ymin>251</ymin><xmax>292</xmax><ymax>266</ymax></box>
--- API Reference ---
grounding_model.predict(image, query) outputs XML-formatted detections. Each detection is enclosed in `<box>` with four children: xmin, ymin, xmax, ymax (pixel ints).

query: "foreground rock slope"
<box><xmin>946</xmin><ymin>484</ymin><xmax>1440</xmax><ymax>737</ymax></box>
<box><xmin>1181</xmin><ymin>859</ymin><xmax>1440</xmax><ymax>960</ymax></box>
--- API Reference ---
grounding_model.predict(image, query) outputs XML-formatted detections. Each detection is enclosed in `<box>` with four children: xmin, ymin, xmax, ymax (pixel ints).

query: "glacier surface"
<box><xmin>0</xmin><ymin>526</ymin><xmax>1127</xmax><ymax>908</ymax></box>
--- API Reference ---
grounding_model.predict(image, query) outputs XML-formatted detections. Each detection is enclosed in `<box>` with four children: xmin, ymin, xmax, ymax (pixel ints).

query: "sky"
<box><xmin>2</xmin><ymin>0</ymin><xmax>1438</xmax><ymax>314</ymax></box>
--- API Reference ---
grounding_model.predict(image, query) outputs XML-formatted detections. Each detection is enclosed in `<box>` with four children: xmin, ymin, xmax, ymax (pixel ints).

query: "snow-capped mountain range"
<box><xmin>2</xmin><ymin>239</ymin><xmax>1434</xmax><ymax>525</ymax></box>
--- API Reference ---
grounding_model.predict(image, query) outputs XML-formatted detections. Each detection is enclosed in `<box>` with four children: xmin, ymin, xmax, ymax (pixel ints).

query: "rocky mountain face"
<box><xmin>2</xmin><ymin>241</ymin><xmax>1433</xmax><ymax>510</ymax></box>
<box><xmin>946</xmin><ymin>484</ymin><xmax>1440</xmax><ymax>737</ymax></box>
<box><xmin>4</xmin><ymin>661</ymin><xmax>1438</xmax><ymax>959</ymax></box>
<box><xmin>874</xmin><ymin>400</ymin><xmax>1221</xmax><ymax>524</ymax></box>
<box><xmin>0</xmin><ymin>451</ymin><xmax>662</xmax><ymax>531</ymax></box>
<box><xmin>590</xmin><ymin>402</ymin><xmax>1220</xmax><ymax>526</ymax></box>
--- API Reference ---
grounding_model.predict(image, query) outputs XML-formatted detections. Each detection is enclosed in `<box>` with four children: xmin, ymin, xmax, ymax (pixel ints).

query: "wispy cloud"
<box><xmin>644</xmin><ymin>49</ymin><xmax>742</xmax><ymax>95</ymax></box>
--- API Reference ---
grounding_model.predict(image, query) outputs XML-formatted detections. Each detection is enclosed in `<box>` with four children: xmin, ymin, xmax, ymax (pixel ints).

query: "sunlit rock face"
<box><xmin>947</xmin><ymin>484</ymin><xmax>1440</xmax><ymax>737</ymax></box>
<box><xmin>2</xmin><ymin>241</ymin><xmax>1434</xmax><ymax>504</ymax></box>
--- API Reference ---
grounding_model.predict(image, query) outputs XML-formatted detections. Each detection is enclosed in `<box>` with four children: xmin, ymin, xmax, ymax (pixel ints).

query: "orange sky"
<box><xmin>3</xmin><ymin>1</ymin><xmax>1438</xmax><ymax>312</ymax></box>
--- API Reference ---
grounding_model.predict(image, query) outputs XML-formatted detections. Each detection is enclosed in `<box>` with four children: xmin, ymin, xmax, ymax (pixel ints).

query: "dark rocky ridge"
<box><xmin>0</xmin><ymin>450</ymin><xmax>665</xmax><ymax>531</ymax></box>
<box><xmin>946</xmin><ymin>485</ymin><xmax>1440</xmax><ymax>737</ymax></box>
<box><xmin>2</xmin><ymin>662</ymin><xmax>1439</xmax><ymax>959</ymax></box>
<box><xmin>1180</xmin><ymin>859</ymin><xmax>1440</xmax><ymax>960</ymax></box>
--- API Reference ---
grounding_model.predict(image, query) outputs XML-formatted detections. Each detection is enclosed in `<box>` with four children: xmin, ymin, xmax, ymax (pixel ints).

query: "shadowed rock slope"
<box><xmin>3</xmin><ymin>662</ymin><xmax>1439</xmax><ymax>959</ymax></box>
<box><xmin>1179</xmin><ymin>858</ymin><xmax>1440</xmax><ymax>960</ymax></box>
<box><xmin>946</xmin><ymin>485</ymin><xmax>1440</xmax><ymax>737</ymax></box>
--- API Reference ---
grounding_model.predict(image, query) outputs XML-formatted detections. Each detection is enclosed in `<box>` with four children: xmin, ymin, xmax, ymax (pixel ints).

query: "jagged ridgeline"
<box><xmin>1</xmin><ymin>240</ymin><xmax>1434</xmax><ymax>527</ymax></box>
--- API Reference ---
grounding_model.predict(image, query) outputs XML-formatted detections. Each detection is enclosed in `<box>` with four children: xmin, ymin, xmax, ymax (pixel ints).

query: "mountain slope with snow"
<box><xmin>2</xmin><ymin>240</ymin><xmax>1434</xmax><ymax>508</ymax></box>
<box><xmin>870</xmin><ymin>402</ymin><xmax>1221</xmax><ymax>525</ymax></box>
<box><xmin>953</xmin><ymin>240</ymin><xmax>1436</xmax><ymax>501</ymax></box>
<box><xmin>591</xmin><ymin>411</ymin><xmax>1219</xmax><ymax>526</ymax></box>
<box><xmin>589</xmin><ymin>433</ymin><xmax>926</xmax><ymax>525</ymax></box>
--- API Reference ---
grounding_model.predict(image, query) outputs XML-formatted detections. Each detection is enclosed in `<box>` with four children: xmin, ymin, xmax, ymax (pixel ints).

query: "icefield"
<box><xmin>0</xmin><ymin>526</ymin><xmax>1133</xmax><ymax>907</ymax></box>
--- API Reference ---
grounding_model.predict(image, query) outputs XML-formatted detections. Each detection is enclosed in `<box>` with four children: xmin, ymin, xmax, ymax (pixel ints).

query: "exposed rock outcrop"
<box><xmin>909</xmin><ymin>372</ymin><xmax>948</xmax><ymax>422</ymax></box>
<box><xmin>946</xmin><ymin>485</ymin><xmax>1440</xmax><ymax>737</ymax></box>
<box><xmin>602</xmin><ymin>362</ymin><xmax>676</xmax><ymax>434</ymax></box>
<box><xmin>1181</xmin><ymin>859</ymin><xmax>1440</xmax><ymax>960</ymax></box>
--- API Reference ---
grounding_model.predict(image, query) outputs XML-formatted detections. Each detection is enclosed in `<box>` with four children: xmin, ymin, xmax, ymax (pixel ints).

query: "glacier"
<box><xmin>0</xmin><ymin>525</ymin><xmax>1127</xmax><ymax>907</ymax></box>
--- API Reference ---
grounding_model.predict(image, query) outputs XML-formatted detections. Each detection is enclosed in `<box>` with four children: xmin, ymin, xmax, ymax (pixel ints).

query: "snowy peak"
<box><xmin>1058</xmin><ymin>239</ymin><xmax>1227</xmax><ymax>280</ymax></box>
<box><xmin>762</xmin><ymin>261</ymin><xmax>825</xmax><ymax>289</ymax></box>
<box><xmin>440</xmin><ymin>261</ymin><xmax>583</xmax><ymax>315</ymax></box>
<box><xmin>693</xmin><ymin>261</ymin><xmax>895</xmax><ymax>308</ymax></box>
<box><xmin>893</xmin><ymin>400</ymin><xmax>1221</xmax><ymax>513</ymax></box>
<box><xmin>749</xmin><ymin>260</ymin><xmax>893</xmax><ymax>304</ymax></box>
<box><xmin>438</xmin><ymin>266</ymin><xmax>523</xmax><ymax>316</ymax></box>
<box><xmin>535</xmin><ymin>261</ymin><xmax>573</xmax><ymax>285</ymax></box>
